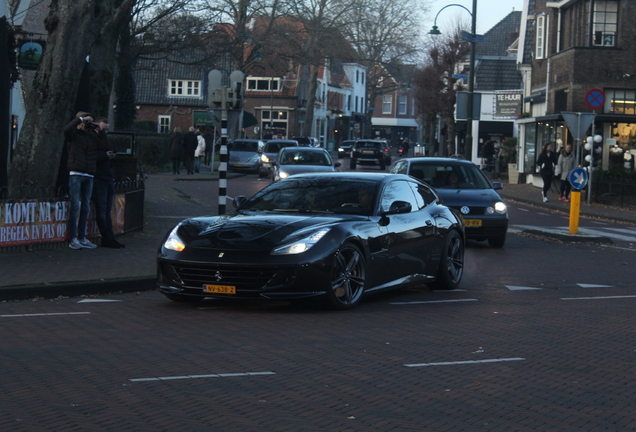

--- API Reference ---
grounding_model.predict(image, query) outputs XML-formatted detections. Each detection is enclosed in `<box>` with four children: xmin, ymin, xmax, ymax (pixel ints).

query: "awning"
<box><xmin>353</xmin><ymin>113</ymin><xmax>371</xmax><ymax>124</ymax></box>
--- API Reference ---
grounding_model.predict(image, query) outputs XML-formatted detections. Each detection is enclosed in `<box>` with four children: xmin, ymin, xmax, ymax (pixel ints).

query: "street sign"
<box><xmin>460</xmin><ymin>31</ymin><xmax>484</xmax><ymax>42</ymax></box>
<box><xmin>561</xmin><ymin>112</ymin><xmax>596</xmax><ymax>141</ymax></box>
<box><xmin>585</xmin><ymin>88</ymin><xmax>605</xmax><ymax>110</ymax></box>
<box><xmin>452</xmin><ymin>74</ymin><xmax>468</xmax><ymax>79</ymax></box>
<box><xmin>569</xmin><ymin>167</ymin><xmax>588</xmax><ymax>190</ymax></box>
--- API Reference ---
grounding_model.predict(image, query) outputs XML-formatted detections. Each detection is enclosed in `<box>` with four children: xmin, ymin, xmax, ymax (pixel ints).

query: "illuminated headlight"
<box><xmin>272</xmin><ymin>228</ymin><xmax>330</xmax><ymax>255</ymax></box>
<box><xmin>261</xmin><ymin>154</ymin><xmax>270</xmax><ymax>163</ymax></box>
<box><xmin>486</xmin><ymin>202</ymin><xmax>507</xmax><ymax>214</ymax></box>
<box><xmin>278</xmin><ymin>171</ymin><xmax>289</xmax><ymax>179</ymax></box>
<box><xmin>164</xmin><ymin>225</ymin><xmax>186</xmax><ymax>251</ymax></box>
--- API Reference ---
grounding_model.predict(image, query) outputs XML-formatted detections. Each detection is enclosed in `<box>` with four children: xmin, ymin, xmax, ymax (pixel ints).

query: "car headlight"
<box><xmin>278</xmin><ymin>171</ymin><xmax>289</xmax><ymax>179</ymax></box>
<box><xmin>261</xmin><ymin>154</ymin><xmax>270</xmax><ymax>163</ymax></box>
<box><xmin>486</xmin><ymin>202</ymin><xmax>507</xmax><ymax>215</ymax></box>
<box><xmin>272</xmin><ymin>228</ymin><xmax>330</xmax><ymax>255</ymax></box>
<box><xmin>164</xmin><ymin>225</ymin><xmax>186</xmax><ymax>251</ymax></box>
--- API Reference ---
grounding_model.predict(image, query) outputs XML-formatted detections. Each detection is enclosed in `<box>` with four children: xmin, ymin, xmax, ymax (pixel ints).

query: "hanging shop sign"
<box><xmin>17</xmin><ymin>39</ymin><xmax>46</xmax><ymax>70</ymax></box>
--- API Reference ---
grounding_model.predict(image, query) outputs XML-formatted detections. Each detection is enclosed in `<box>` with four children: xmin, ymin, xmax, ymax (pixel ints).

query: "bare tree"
<box><xmin>8</xmin><ymin>0</ymin><xmax>136</xmax><ymax>198</ymax></box>
<box><xmin>414</xmin><ymin>26</ymin><xmax>469</xmax><ymax>156</ymax></box>
<box><xmin>340</xmin><ymin>0</ymin><xmax>428</xmax><ymax>118</ymax></box>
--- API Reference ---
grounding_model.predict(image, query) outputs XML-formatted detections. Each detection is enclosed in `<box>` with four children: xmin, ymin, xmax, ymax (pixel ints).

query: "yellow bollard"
<box><xmin>569</xmin><ymin>191</ymin><xmax>581</xmax><ymax>234</ymax></box>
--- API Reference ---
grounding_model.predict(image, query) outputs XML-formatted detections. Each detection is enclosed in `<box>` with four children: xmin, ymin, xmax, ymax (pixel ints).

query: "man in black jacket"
<box><xmin>183</xmin><ymin>126</ymin><xmax>198</xmax><ymax>174</ymax></box>
<box><xmin>64</xmin><ymin>112</ymin><xmax>99</xmax><ymax>249</ymax></box>
<box><xmin>93</xmin><ymin>117</ymin><xmax>125</xmax><ymax>248</ymax></box>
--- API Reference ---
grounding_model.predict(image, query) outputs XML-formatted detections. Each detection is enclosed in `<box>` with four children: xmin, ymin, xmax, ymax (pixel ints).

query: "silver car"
<box><xmin>228</xmin><ymin>139</ymin><xmax>265</xmax><ymax>173</ymax></box>
<box><xmin>259</xmin><ymin>140</ymin><xmax>299</xmax><ymax>178</ymax></box>
<box><xmin>272</xmin><ymin>147</ymin><xmax>341</xmax><ymax>182</ymax></box>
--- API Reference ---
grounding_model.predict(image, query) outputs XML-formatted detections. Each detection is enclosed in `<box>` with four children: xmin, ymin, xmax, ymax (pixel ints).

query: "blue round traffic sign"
<box><xmin>569</xmin><ymin>167</ymin><xmax>588</xmax><ymax>189</ymax></box>
<box><xmin>585</xmin><ymin>88</ymin><xmax>605</xmax><ymax>110</ymax></box>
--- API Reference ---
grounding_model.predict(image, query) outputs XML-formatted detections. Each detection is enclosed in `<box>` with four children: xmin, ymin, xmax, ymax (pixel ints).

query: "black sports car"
<box><xmin>157</xmin><ymin>173</ymin><xmax>465</xmax><ymax>309</ymax></box>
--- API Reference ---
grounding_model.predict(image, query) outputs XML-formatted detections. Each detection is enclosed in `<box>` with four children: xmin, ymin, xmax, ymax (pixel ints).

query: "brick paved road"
<box><xmin>1</xmin><ymin>235</ymin><xmax>636</xmax><ymax>431</ymax></box>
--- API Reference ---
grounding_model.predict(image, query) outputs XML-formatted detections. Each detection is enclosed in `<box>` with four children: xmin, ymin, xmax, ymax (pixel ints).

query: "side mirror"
<box><xmin>380</xmin><ymin>200</ymin><xmax>412</xmax><ymax>216</ymax></box>
<box><xmin>334</xmin><ymin>161</ymin><xmax>342</xmax><ymax>168</ymax></box>
<box><xmin>492</xmin><ymin>182</ymin><xmax>503</xmax><ymax>190</ymax></box>
<box><xmin>232</xmin><ymin>195</ymin><xmax>247</xmax><ymax>209</ymax></box>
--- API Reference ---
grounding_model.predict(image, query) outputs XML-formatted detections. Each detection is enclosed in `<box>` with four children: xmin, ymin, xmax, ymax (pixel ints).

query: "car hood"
<box><xmin>229</xmin><ymin>151</ymin><xmax>259</xmax><ymax>162</ymax></box>
<box><xmin>434</xmin><ymin>188</ymin><xmax>504</xmax><ymax>208</ymax></box>
<box><xmin>277</xmin><ymin>165</ymin><xmax>336</xmax><ymax>175</ymax></box>
<box><xmin>175</xmin><ymin>213</ymin><xmax>355</xmax><ymax>251</ymax></box>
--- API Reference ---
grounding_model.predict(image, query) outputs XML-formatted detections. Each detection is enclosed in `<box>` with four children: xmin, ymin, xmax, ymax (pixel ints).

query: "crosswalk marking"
<box><xmin>506</xmin><ymin>285</ymin><xmax>542</xmax><ymax>290</ymax></box>
<box><xmin>577</xmin><ymin>284</ymin><xmax>614</xmax><ymax>288</ymax></box>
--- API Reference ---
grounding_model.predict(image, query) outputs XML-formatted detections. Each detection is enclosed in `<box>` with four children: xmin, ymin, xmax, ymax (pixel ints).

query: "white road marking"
<box><xmin>506</xmin><ymin>285</ymin><xmax>542</xmax><ymax>290</ymax></box>
<box><xmin>561</xmin><ymin>295</ymin><xmax>636</xmax><ymax>301</ymax></box>
<box><xmin>577</xmin><ymin>284</ymin><xmax>614</xmax><ymax>288</ymax></box>
<box><xmin>537</xmin><ymin>212</ymin><xmax>550</xmax><ymax>216</ymax></box>
<box><xmin>518</xmin><ymin>208</ymin><xmax>529</xmax><ymax>212</ymax></box>
<box><xmin>404</xmin><ymin>358</ymin><xmax>525</xmax><ymax>367</ymax></box>
<box><xmin>77</xmin><ymin>299</ymin><xmax>122</xmax><ymax>303</ymax></box>
<box><xmin>129</xmin><ymin>371</ymin><xmax>276</xmax><ymax>382</ymax></box>
<box><xmin>1</xmin><ymin>312</ymin><xmax>91</xmax><ymax>318</ymax></box>
<box><xmin>390</xmin><ymin>299</ymin><xmax>478</xmax><ymax>305</ymax></box>
<box><xmin>432</xmin><ymin>289</ymin><xmax>467</xmax><ymax>292</ymax></box>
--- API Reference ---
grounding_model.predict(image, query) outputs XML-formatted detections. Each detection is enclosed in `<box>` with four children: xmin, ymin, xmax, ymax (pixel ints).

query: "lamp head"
<box><xmin>429</xmin><ymin>25</ymin><xmax>442</xmax><ymax>36</ymax></box>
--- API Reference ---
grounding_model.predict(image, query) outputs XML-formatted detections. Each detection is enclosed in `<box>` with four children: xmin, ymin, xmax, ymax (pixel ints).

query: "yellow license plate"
<box><xmin>363</xmin><ymin>150</ymin><xmax>374</xmax><ymax>154</ymax></box>
<box><xmin>203</xmin><ymin>284</ymin><xmax>236</xmax><ymax>294</ymax></box>
<box><xmin>234</xmin><ymin>163</ymin><xmax>245</xmax><ymax>167</ymax></box>
<box><xmin>464</xmin><ymin>219</ymin><xmax>482</xmax><ymax>227</ymax></box>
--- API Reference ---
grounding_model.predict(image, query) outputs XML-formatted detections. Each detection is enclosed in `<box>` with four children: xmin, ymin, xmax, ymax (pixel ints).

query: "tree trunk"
<box><xmin>8</xmin><ymin>0</ymin><xmax>135</xmax><ymax>198</ymax></box>
<box><xmin>302</xmin><ymin>64</ymin><xmax>319</xmax><ymax>137</ymax></box>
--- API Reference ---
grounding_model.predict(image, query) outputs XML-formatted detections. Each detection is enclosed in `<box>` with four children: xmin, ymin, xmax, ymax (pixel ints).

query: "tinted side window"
<box><xmin>389</xmin><ymin>160</ymin><xmax>408</xmax><ymax>174</ymax></box>
<box><xmin>380</xmin><ymin>181</ymin><xmax>418</xmax><ymax>213</ymax></box>
<box><xmin>410</xmin><ymin>182</ymin><xmax>437</xmax><ymax>208</ymax></box>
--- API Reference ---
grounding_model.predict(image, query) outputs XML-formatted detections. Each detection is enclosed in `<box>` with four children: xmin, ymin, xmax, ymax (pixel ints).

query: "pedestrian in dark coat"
<box><xmin>183</xmin><ymin>126</ymin><xmax>198</xmax><ymax>175</ymax></box>
<box><xmin>170</xmin><ymin>127</ymin><xmax>183</xmax><ymax>174</ymax></box>
<box><xmin>536</xmin><ymin>142</ymin><xmax>559</xmax><ymax>202</ymax></box>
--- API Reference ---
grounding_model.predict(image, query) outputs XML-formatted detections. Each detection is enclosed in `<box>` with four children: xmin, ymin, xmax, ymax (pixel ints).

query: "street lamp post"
<box><xmin>429</xmin><ymin>1</ymin><xmax>478</xmax><ymax>161</ymax></box>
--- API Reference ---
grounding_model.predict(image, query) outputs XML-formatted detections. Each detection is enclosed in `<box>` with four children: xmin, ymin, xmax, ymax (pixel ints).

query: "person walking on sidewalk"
<box><xmin>64</xmin><ymin>112</ymin><xmax>99</xmax><ymax>250</ymax></box>
<box><xmin>194</xmin><ymin>129</ymin><xmax>206</xmax><ymax>173</ymax></box>
<box><xmin>537</xmin><ymin>142</ymin><xmax>558</xmax><ymax>202</ymax></box>
<box><xmin>557</xmin><ymin>144</ymin><xmax>576</xmax><ymax>202</ymax></box>
<box><xmin>170</xmin><ymin>127</ymin><xmax>183</xmax><ymax>174</ymax></box>
<box><xmin>183</xmin><ymin>126</ymin><xmax>198</xmax><ymax>175</ymax></box>
<box><xmin>93</xmin><ymin>117</ymin><xmax>125</xmax><ymax>249</ymax></box>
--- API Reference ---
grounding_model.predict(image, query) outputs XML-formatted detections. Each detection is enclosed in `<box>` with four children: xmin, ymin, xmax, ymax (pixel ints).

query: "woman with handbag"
<box><xmin>557</xmin><ymin>144</ymin><xmax>576</xmax><ymax>202</ymax></box>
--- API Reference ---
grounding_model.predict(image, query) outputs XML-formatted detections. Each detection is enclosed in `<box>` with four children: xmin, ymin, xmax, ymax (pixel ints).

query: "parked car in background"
<box><xmin>156</xmin><ymin>172</ymin><xmax>465</xmax><ymax>309</ymax></box>
<box><xmin>338</xmin><ymin>140</ymin><xmax>356</xmax><ymax>158</ymax></box>
<box><xmin>389</xmin><ymin>157</ymin><xmax>508</xmax><ymax>247</ymax></box>
<box><xmin>259</xmin><ymin>140</ymin><xmax>299</xmax><ymax>178</ymax></box>
<box><xmin>228</xmin><ymin>139</ymin><xmax>265</xmax><ymax>174</ymax></box>
<box><xmin>350</xmin><ymin>140</ymin><xmax>392</xmax><ymax>170</ymax></box>
<box><xmin>272</xmin><ymin>147</ymin><xmax>341</xmax><ymax>182</ymax></box>
<box><xmin>292</xmin><ymin>136</ymin><xmax>319</xmax><ymax>147</ymax></box>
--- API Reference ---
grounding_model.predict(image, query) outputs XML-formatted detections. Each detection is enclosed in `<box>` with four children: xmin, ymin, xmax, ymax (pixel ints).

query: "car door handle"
<box><xmin>425</xmin><ymin>220</ymin><xmax>433</xmax><ymax>226</ymax></box>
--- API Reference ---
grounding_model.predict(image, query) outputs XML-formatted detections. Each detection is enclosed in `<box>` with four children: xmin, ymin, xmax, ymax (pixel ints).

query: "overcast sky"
<box><xmin>426</xmin><ymin>0</ymin><xmax>525</xmax><ymax>35</ymax></box>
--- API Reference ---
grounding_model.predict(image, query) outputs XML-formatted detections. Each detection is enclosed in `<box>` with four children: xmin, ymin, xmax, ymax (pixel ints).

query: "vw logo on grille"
<box><xmin>215</xmin><ymin>271</ymin><xmax>222</xmax><ymax>282</ymax></box>
<box><xmin>460</xmin><ymin>206</ymin><xmax>470</xmax><ymax>214</ymax></box>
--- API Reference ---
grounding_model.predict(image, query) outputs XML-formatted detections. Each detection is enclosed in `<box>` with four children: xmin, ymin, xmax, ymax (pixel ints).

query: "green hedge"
<box><xmin>135</xmin><ymin>133</ymin><xmax>171</xmax><ymax>171</ymax></box>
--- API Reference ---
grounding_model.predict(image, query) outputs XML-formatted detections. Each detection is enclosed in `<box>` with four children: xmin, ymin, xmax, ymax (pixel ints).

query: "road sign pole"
<box><xmin>569</xmin><ymin>191</ymin><xmax>581</xmax><ymax>234</ymax></box>
<box><xmin>219</xmin><ymin>88</ymin><xmax>228</xmax><ymax>215</ymax></box>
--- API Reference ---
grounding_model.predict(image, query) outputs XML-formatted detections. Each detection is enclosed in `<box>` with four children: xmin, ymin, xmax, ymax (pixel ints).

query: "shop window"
<box><xmin>592</xmin><ymin>1</ymin><xmax>618</xmax><ymax>47</ymax></box>
<box><xmin>606</xmin><ymin>89</ymin><xmax>636</xmax><ymax>115</ymax></box>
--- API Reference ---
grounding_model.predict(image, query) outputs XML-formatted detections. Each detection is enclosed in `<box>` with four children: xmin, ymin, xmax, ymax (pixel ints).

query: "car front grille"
<box><xmin>450</xmin><ymin>206</ymin><xmax>488</xmax><ymax>215</ymax></box>
<box><xmin>166</xmin><ymin>263</ymin><xmax>280</xmax><ymax>291</ymax></box>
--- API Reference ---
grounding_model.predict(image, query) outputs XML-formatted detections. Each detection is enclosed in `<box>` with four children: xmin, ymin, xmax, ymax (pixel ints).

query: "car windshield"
<box><xmin>233</xmin><ymin>141</ymin><xmax>259</xmax><ymax>152</ymax></box>
<box><xmin>240</xmin><ymin>178</ymin><xmax>378</xmax><ymax>215</ymax></box>
<box><xmin>265</xmin><ymin>142</ymin><xmax>296</xmax><ymax>153</ymax></box>
<box><xmin>408</xmin><ymin>163</ymin><xmax>491</xmax><ymax>189</ymax></box>
<box><xmin>280</xmin><ymin>150</ymin><xmax>331</xmax><ymax>166</ymax></box>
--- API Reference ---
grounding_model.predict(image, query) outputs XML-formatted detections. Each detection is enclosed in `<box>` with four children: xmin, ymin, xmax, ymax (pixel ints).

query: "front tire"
<box><xmin>430</xmin><ymin>230</ymin><xmax>464</xmax><ymax>290</ymax></box>
<box><xmin>325</xmin><ymin>243</ymin><xmax>366</xmax><ymax>310</ymax></box>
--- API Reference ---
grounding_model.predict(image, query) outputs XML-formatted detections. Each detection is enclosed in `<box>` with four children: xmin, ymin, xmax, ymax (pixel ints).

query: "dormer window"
<box><xmin>169</xmin><ymin>80</ymin><xmax>200</xmax><ymax>97</ymax></box>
